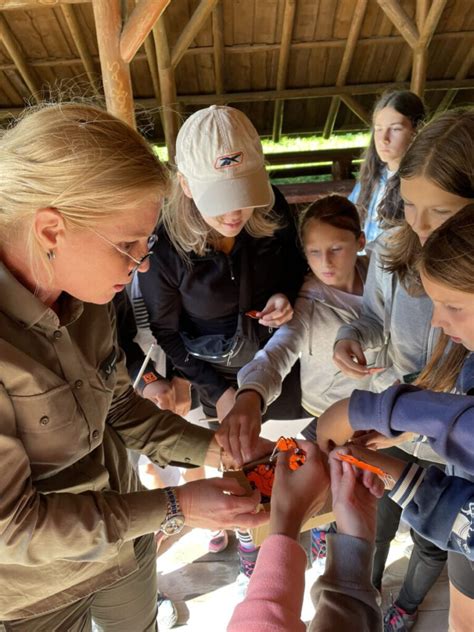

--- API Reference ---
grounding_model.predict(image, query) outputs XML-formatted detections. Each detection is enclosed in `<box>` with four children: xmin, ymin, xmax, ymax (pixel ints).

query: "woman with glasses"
<box><xmin>0</xmin><ymin>103</ymin><xmax>269</xmax><ymax>632</ymax></box>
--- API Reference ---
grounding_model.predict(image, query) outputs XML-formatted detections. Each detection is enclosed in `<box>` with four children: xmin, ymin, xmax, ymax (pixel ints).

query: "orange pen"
<box><xmin>336</xmin><ymin>452</ymin><xmax>387</xmax><ymax>478</ymax></box>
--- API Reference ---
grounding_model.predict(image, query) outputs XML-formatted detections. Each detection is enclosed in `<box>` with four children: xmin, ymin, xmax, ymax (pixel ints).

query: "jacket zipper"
<box><xmin>227</xmin><ymin>255</ymin><xmax>235</xmax><ymax>281</ymax></box>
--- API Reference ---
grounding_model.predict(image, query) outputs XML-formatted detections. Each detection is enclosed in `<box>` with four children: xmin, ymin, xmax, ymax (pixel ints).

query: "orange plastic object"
<box><xmin>246</xmin><ymin>463</ymin><xmax>275</xmax><ymax>497</ymax></box>
<box><xmin>272</xmin><ymin>436</ymin><xmax>307</xmax><ymax>470</ymax></box>
<box><xmin>336</xmin><ymin>453</ymin><xmax>387</xmax><ymax>478</ymax></box>
<box><xmin>245</xmin><ymin>310</ymin><xmax>260</xmax><ymax>319</ymax></box>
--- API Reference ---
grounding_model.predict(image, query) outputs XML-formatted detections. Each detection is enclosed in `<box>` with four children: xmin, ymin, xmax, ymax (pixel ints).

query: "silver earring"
<box><xmin>47</xmin><ymin>250</ymin><xmax>56</xmax><ymax>261</ymax></box>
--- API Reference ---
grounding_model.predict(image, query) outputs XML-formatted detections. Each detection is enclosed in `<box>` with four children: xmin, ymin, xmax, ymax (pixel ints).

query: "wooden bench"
<box><xmin>266</xmin><ymin>146</ymin><xmax>364</xmax><ymax>180</ymax></box>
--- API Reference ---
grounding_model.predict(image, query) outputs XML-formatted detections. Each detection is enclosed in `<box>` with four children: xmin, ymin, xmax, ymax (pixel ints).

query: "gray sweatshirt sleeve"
<box><xmin>237</xmin><ymin>297</ymin><xmax>310</xmax><ymax>411</ymax></box>
<box><xmin>310</xmin><ymin>533</ymin><xmax>382</xmax><ymax>632</ymax></box>
<box><xmin>335</xmin><ymin>242</ymin><xmax>387</xmax><ymax>351</ymax></box>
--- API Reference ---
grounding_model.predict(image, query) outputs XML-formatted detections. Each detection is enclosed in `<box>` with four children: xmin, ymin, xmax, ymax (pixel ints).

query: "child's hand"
<box><xmin>329</xmin><ymin>447</ymin><xmax>384</xmax><ymax>543</ymax></box>
<box><xmin>351</xmin><ymin>430</ymin><xmax>416</xmax><ymax>450</ymax></box>
<box><xmin>333</xmin><ymin>339</ymin><xmax>371</xmax><ymax>379</ymax></box>
<box><xmin>216</xmin><ymin>391</ymin><xmax>263</xmax><ymax>467</ymax></box>
<box><xmin>257</xmin><ymin>293</ymin><xmax>293</xmax><ymax>328</ymax></box>
<box><xmin>270</xmin><ymin>442</ymin><xmax>330</xmax><ymax>540</ymax></box>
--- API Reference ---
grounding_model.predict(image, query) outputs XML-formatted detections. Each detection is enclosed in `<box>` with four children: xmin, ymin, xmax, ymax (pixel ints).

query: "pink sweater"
<box><xmin>228</xmin><ymin>533</ymin><xmax>382</xmax><ymax>632</ymax></box>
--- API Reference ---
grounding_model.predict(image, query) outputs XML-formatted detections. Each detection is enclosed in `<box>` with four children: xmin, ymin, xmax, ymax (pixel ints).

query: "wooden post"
<box><xmin>92</xmin><ymin>0</ymin><xmax>135</xmax><ymax>128</ymax></box>
<box><xmin>120</xmin><ymin>0</ymin><xmax>170</xmax><ymax>64</ymax></box>
<box><xmin>153</xmin><ymin>15</ymin><xmax>179</xmax><ymax>160</ymax></box>
<box><xmin>61</xmin><ymin>4</ymin><xmax>100</xmax><ymax>96</ymax></box>
<box><xmin>323</xmin><ymin>0</ymin><xmax>367</xmax><ymax>138</ymax></box>
<box><xmin>171</xmin><ymin>0</ymin><xmax>220</xmax><ymax>69</ymax></box>
<box><xmin>272</xmin><ymin>0</ymin><xmax>296</xmax><ymax>143</ymax></box>
<box><xmin>212</xmin><ymin>1</ymin><xmax>225</xmax><ymax>95</ymax></box>
<box><xmin>0</xmin><ymin>13</ymin><xmax>40</xmax><ymax>101</ymax></box>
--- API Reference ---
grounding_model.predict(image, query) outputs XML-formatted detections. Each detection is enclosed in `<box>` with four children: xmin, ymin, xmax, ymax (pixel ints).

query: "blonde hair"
<box><xmin>382</xmin><ymin>108</ymin><xmax>474</xmax><ymax>293</ymax></box>
<box><xmin>161</xmin><ymin>169</ymin><xmax>283</xmax><ymax>259</ymax></box>
<box><xmin>0</xmin><ymin>103</ymin><xmax>168</xmax><ymax>282</ymax></box>
<box><xmin>415</xmin><ymin>204</ymin><xmax>474</xmax><ymax>392</ymax></box>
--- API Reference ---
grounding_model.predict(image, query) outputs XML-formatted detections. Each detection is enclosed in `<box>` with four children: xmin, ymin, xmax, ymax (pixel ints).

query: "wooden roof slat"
<box><xmin>340</xmin><ymin>93</ymin><xmax>370</xmax><ymax>126</ymax></box>
<box><xmin>323</xmin><ymin>0</ymin><xmax>368</xmax><ymax>138</ymax></box>
<box><xmin>170</xmin><ymin>0</ymin><xmax>219</xmax><ymax>70</ymax></box>
<box><xmin>436</xmin><ymin>45</ymin><xmax>473</xmax><ymax>113</ymax></box>
<box><xmin>92</xmin><ymin>0</ymin><xmax>135</xmax><ymax>127</ymax></box>
<box><xmin>60</xmin><ymin>3</ymin><xmax>99</xmax><ymax>95</ymax></box>
<box><xmin>211</xmin><ymin>0</ymin><xmax>224</xmax><ymax>95</ymax></box>
<box><xmin>272</xmin><ymin>0</ymin><xmax>296</xmax><ymax>143</ymax></box>
<box><xmin>120</xmin><ymin>0</ymin><xmax>170</xmax><ymax>64</ymax></box>
<box><xmin>0</xmin><ymin>0</ymin><xmax>87</xmax><ymax>8</ymax></box>
<box><xmin>0</xmin><ymin>13</ymin><xmax>40</xmax><ymax>101</ymax></box>
<box><xmin>377</xmin><ymin>0</ymin><xmax>419</xmax><ymax>49</ymax></box>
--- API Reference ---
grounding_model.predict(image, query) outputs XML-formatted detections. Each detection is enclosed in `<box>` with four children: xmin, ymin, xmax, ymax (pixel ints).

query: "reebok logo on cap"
<box><xmin>214</xmin><ymin>151</ymin><xmax>244</xmax><ymax>170</ymax></box>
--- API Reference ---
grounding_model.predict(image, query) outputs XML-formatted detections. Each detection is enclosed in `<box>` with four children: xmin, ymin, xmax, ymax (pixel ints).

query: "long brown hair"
<box><xmin>383</xmin><ymin>108</ymin><xmax>474</xmax><ymax>294</ymax></box>
<box><xmin>354</xmin><ymin>91</ymin><xmax>425</xmax><ymax>223</ymax></box>
<box><xmin>415</xmin><ymin>204</ymin><xmax>474</xmax><ymax>392</ymax></box>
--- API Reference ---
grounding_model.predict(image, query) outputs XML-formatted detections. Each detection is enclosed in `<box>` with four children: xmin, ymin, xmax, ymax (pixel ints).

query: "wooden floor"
<box><xmin>156</xmin><ymin>523</ymin><xmax>450</xmax><ymax>631</ymax></box>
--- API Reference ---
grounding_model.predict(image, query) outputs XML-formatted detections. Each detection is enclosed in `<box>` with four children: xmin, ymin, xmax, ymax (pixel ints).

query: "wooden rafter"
<box><xmin>92</xmin><ymin>0</ymin><xmax>135</xmax><ymax>128</ymax></box>
<box><xmin>323</xmin><ymin>0</ymin><xmax>368</xmax><ymax>139</ymax></box>
<box><xmin>0</xmin><ymin>13</ymin><xmax>40</xmax><ymax>101</ymax></box>
<box><xmin>340</xmin><ymin>94</ymin><xmax>370</xmax><ymax>126</ymax></box>
<box><xmin>436</xmin><ymin>47</ymin><xmax>473</xmax><ymax>113</ymax></box>
<box><xmin>144</xmin><ymin>33</ymin><xmax>161</xmax><ymax>104</ymax></box>
<box><xmin>0</xmin><ymin>0</ymin><xmax>85</xmax><ymax>8</ymax></box>
<box><xmin>153</xmin><ymin>13</ymin><xmax>178</xmax><ymax>159</ymax></box>
<box><xmin>170</xmin><ymin>0</ymin><xmax>219</xmax><ymax>69</ymax></box>
<box><xmin>378</xmin><ymin>0</ymin><xmax>448</xmax><ymax>97</ymax></box>
<box><xmin>272</xmin><ymin>0</ymin><xmax>296</xmax><ymax>143</ymax></box>
<box><xmin>211</xmin><ymin>1</ymin><xmax>224</xmax><ymax>95</ymax></box>
<box><xmin>120</xmin><ymin>0</ymin><xmax>170</xmax><ymax>64</ymax></box>
<box><xmin>61</xmin><ymin>4</ymin><xmax>100</xmax><ymax>96</ymax></box>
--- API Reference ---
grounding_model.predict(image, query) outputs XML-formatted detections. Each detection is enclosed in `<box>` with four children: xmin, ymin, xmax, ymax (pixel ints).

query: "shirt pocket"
<box><xmin>11</xmin><ymin>385</ymin><xmax>85</xmax><ymax>472</ymax></box>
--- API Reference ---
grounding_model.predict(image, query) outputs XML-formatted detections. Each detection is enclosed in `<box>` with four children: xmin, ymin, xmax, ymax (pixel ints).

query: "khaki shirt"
<box><xmin>0</xmin><ymin>263</ymin><xmax>214</xmax><ymax>620</ymax></box>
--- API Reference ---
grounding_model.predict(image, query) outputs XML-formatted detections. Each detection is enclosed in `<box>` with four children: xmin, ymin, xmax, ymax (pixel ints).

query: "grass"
<box><xmin>152</xmin><ymin>132</ymin><xmax>370</xmax><ymax>164</ymax></box>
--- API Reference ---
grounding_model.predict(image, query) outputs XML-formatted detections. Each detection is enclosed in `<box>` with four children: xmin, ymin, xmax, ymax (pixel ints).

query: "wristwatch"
<box><xmin>159</xmin><ymin>487</ymin><xmax>185</xmax><ymax>536</ymax></box>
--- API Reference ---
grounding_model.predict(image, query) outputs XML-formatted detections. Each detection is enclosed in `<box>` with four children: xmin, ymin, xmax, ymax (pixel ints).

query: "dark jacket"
<box><xmin>139</xmin><ymin>187</ymin><xmax>306</xmax><ymax>405</ymax></box>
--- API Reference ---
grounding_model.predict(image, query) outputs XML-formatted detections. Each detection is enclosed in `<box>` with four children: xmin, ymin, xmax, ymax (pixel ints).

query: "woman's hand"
<box><xmin>257</xmin><ymin>293</ymin><xmax>293</xmax><ymax>328</ymax></box>
<box><xmin>269</xmin><ymin>442</ymin><xmax>330</xmax><ymax>540</ymax></box>
<box><xmin>316</xmin><ymin>398</ymin><xmax>354</xmax><ymax>454</ymax></box>
<box><xmin>142</xmin><ymin>378</ymin><xmax>176</xmax><ymax>411</ymax></box>
<box><xmin>333</xmin><ymin>339</ymin><xmax>373</xmax><ymax>379</ymax></box>
<box><xmin>329</xmin><ymin>447</ymin><xmax>384</xmax><ymax>543</ymax></box>
<box><xmin>351</xmin><ymin>430</ymin><xmax>416</xmax><ymax>451</ymax></box>
<box><xmin>176</xmin><ymin>478</ymin><xmax>269</xmax><ymax>531</ymax></box>
<box><xmin>216</xmin><ymin>391</ymin><xmax>263</xmax><ymax>467</ymax></box>
<box><xmin>170</xmin><ymin>376</ymin><xmax>192</xmax><ymax>417</ymax></box>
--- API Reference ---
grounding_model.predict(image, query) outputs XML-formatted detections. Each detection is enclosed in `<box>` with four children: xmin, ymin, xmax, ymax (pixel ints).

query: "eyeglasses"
<box><xmin>90</xmin><ymin>228</ymin><xmax>158</xmax><ymax>276</ymax></box>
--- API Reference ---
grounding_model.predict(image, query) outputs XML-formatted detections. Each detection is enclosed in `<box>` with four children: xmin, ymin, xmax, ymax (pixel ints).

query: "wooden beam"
<box><xmin>323</xmin><ymin>0</ymin><xmax>367</xmax><ymax>138</ymax></box>
<box><xmin>153</xmin><ymin>14</ymin><xmax>178</xmax><ymax>159</ymax></box>
<box><xmin>92</xmin><ymin>0</ymin><xmax>135</xmax><ymax>128</ymax></box>
<box><xmin>416</xmin><ymin>0</ymin><xmax>429</xmax><ymax>31</ymax></box>
<box><xmin>144</xmin><ymin>33</ymin><xmax>161</xmax><ymax>103</ymax></box>
<box><xmin>171</xmin><ymin>0</ymin><xmax>219</xmax><ymax>69</ymax></box>
<box><xmin>0</xmin><ymin>70</ymin><xmax>22</xmax><ymax>102</ymax></box>
<box><xmin>377</xmin><ymin>0</ymin><xmax>419</xmax><ymax>49</ymax></box>
<box><xmin>0</xmin><ymin>0</ymin><xmax>87</xmax><ymax>8</ymax></box>
<box><xmin>272</xmin><ymin>0</ymin><xmax>296</xmax><ymax>143</ymax></box>
<box><xmin>0</xmin><ymin>14</ymin><xmax>40</xmax><ymax>102</ymax></box>
<box><xmin>212</xmin><ymin>1</ymin><xmax>224</xmax><ymax>95</ymax></box>
<box><xmin>411</xmin><ymin>0</ymin><xmax>447</xmax><ymax>96</ymax></box>
<box><xmin>120</xmin><ymin>0</ymin><xmax>170</xmax><ymax>64</ymax></box>
<box><xmin>436</xmin><ymin>47</ymin><xmax>473</xmax><ymax>113</ymax></box>
<box><xmin>61</xmin><ymin>4</ymin><xmax>100</xmax><ymax>96</ymax></box>
<box><xmin>340</xmin><ymin>94</ymin><xmax>371</xmax><ymax>126</ymax></box>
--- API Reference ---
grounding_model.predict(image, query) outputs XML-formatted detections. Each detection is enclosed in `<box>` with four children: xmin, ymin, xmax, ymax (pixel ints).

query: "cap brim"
<box><xmin>188</xmin><ymin>166</ymin><xmax>274</xmax><ymax>216</ymax></box>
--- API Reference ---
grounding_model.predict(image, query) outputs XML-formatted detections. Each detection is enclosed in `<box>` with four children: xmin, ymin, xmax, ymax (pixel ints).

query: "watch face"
<box><xmin>161</xmin><ymin>514</ymin><xmax>185</xmax><ymax>536</ymax></box>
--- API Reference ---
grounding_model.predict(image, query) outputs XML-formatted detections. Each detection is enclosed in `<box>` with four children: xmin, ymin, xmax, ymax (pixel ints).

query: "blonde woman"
<box><xmin>0</xmin><ymin>104</ymin><xmax>269</xmax><ymax>632</ymax></box>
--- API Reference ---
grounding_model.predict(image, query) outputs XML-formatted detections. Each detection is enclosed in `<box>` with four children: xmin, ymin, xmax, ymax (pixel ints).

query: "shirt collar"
<box><xmin>0</xmin><ymin>261</ymin><xmax>83</xmax><ymax>331</ymax></box>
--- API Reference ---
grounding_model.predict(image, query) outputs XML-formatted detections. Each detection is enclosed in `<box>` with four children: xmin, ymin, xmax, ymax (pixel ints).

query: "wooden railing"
<box><xmin>266</xmin><ymin>146</ymin><xmax>364</xmax><ymax>181</ymax></box>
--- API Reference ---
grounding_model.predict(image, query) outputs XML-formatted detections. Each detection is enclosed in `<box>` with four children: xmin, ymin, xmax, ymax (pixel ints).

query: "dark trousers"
<box><xmin>373</xmin><ymin>447</ymin><xmax>447</xmax><ymax>612</ymax></box>
<box><xmin>201</xmin><ymin>360</ymin><xmax>306</xmax><ymax>421</ymax></box>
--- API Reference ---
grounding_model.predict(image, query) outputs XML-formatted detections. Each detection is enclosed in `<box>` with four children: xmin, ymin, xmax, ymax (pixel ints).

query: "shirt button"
<box><xmin>40</xmin><ymin>416</ymin><xmax>50</xmax><ymax>425</ymax></box>
<box><xmin>53</xmin><ymin>330</ymin><xmax>62</xmax><ymax>339</ymax></box>
<box><xmin>74</xmin><ymin>380</ymin><xmax>83</xmax><ymax>389</ymax></box>
<box><xmin>92</xmin><ymin>430</ymin><xmax>100</xmax><ymax>440</ymax></box>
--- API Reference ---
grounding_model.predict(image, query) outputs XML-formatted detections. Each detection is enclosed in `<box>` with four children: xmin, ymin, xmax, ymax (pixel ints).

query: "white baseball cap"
<box><xmin>175</xmin><ymin>105</ymin><xmax>274</xmax><ymax>216</ymax></box>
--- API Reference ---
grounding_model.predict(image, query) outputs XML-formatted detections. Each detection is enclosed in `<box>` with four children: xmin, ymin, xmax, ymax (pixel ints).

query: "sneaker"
<box><xmin>383</xmin><ymin>602</ymin><xmax>418</xmax><ymax>632</ymax></box>
<box><xmin>311</xmin><ymin>528</ymin><xmax>328</xmax><ymax>564</ymax></box>
<box><xmin>237</xmin><ymin>545</ymin><xmax>257</xmax><ymax>579</ymax></box>
<box><xmin>235</xmin><ymin>571</ymin><xmax>251</xmax><ymax>600</ymax></box>
<box><xmin>208</xmin><ymin>529</ymin><xmax>229</xmax><ymax>553</ymax></box>
<box><xmin>157</xmin><ymin>593</ymin><xmax>178</xmax><ymax>630</ymax></box>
